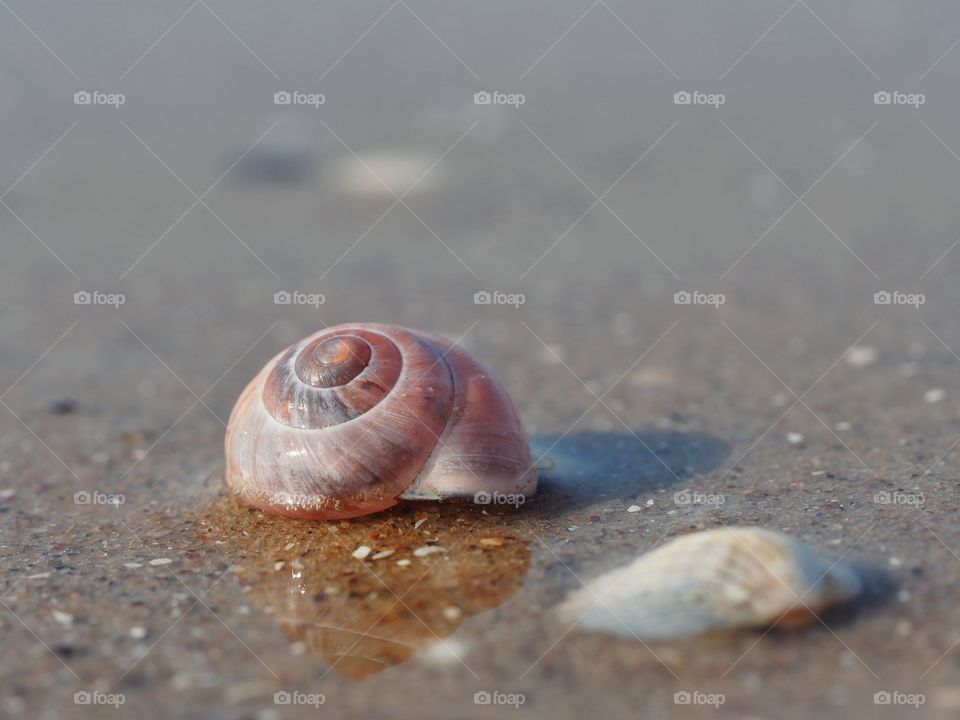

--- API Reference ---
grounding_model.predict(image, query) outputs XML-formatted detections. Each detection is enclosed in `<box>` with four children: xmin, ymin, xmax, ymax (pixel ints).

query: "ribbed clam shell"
<box><xmin>224</xmin><ymin>323</ymin><xmax>537</xmax><ymax>519</ymax></box>
<box><xmin>556</xmin><ymin>527</ymin><xmax>862</xmax><ymax>640</ymax></box>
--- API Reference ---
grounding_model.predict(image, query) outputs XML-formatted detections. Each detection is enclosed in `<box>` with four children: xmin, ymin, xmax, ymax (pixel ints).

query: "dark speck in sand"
<box><xmin>227</xmin><ymin>149</ymin><xmax>314</xmax><ymax>184</ymax></box>
<box><xmin>48</xmin><ymin>398</ymin><xmax>79</xmax><ymax>415</ymax></box>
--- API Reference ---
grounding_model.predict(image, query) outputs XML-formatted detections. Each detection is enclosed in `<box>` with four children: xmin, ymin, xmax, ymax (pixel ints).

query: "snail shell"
<box><xmin>556</xmin><ymin>527</ymin><xmax>861</xmax><ymax>640</ymax></box>
<box><xmin>224</xmin><ymin>323</ymin><xmax>537</xmax><ymax>519</ymax></box>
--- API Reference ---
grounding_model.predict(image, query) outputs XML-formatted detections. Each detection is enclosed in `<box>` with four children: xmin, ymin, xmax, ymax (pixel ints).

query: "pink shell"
<box><xmin>224</xmin><ymin>323</ymin><xmax>537</xmax><ymax>519</ymax></box>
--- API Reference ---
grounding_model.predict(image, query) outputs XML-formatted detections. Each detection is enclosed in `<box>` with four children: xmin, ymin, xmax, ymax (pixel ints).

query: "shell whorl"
<box><xmin>224</xmin><ymin>323</ymin><xmax>537</xmax><ymax>519</ymax></box>
<box><xmin>262</xmin><ymin>330</ymin><xmax>404</xmax><ymax>428</ymax></box>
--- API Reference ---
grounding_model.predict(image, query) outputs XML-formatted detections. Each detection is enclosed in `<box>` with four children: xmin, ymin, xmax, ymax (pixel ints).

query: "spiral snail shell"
<box><xmin>224</xmin><ymin>323</ymin><xmax>537</xmax><ymax>519</ymax></box>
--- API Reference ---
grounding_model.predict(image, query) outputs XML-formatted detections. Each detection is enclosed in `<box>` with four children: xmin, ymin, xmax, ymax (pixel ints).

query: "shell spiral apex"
<box><xmin>224</xmin><ymin>323</ymin><xmax>537</xmax><ymax>519</ymax></box>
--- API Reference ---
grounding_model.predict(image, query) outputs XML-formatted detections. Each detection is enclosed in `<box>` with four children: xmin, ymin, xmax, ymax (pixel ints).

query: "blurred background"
<box><xmin>4</xmin><ymin>2</ymin><xmax>960</xmax><ymax>718</ymax></box>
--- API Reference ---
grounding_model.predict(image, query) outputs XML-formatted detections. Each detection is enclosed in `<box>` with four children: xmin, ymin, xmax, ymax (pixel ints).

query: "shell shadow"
<box><xmin>804</xmin><ymin>560</ymin><xmax>897</xmax><ymax>629</ymax></box>
<box><xmin>527</xmin><ymin>429</ymin><xmax>729</xmax><ymax>516</ymax></box>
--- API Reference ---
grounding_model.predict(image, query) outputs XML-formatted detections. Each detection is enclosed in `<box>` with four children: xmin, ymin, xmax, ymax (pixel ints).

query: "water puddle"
<box><xmin>198</xmin><ymin>497</ymin><xmax>530</xmax><ymax>678</ymax></box>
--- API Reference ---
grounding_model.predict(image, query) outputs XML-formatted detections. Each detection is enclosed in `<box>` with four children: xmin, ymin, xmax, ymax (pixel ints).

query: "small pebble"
<box><xmin>352</xmin><ymin>546</ymin><xmax>372</xmax><ymax>560</ymax></box>
<box><xmin>149</xmin><ymin>558</ymin><xmax>173</xmax><ymax>566</ymax></box>
<box><xmin>645</xmin><ymin>499</ymin><xmax>654</xmax><ymax>507</ymax></box>
<box><xmin>442</xmin><ymin>606</ymin><xmax>462</xmax><ymax>621</ymax></box>
<box><xmin>283</xmin><ymin>542</ymin><xmax>295</xmax><ymax>551</ymax></box>
<box><xmin>0</xmin><ymin>489</ymin><xmax>15</xmax><ymax>501</ymax></box>
<box><xmin>372</xmin><ymin>549</ymin><xmax>395</xmax><ymax>560</ymax></box>
<box><xmin>479</xmin><ymin>537</ymin><xmax>504</xmax><ymax>547</ymax></box>
<box><xmin>28</xmin><ymin>572</ymin><xmax>50</xmax><ymax>580</ymax></box>
<box><xmin>925</xmin><ymin>388</ymin><xmax>946</xmax><ymax>404</ymax></box>
<box><xmin>889</xmin><ymin>557</ymin><xmax>902</xmax><ymax>567</ymax></box>
<box><xmin>834</xmin><ymin>421</ymin><xmax>852</xmax><ymax>431</ymax></box>
<box><xmin>627</xmin><ymin>505</ymin><xmax>642</xmax><ymax>513</ymax></box>
<box><xmin>396</xmin><ymin>559</ymin><xmax>411</xmax><ymax>567</ymax></box>
<box><xmin>52</xmin><ymin>610</ymin><xmax>73</xmax><ymax>626</ymax></box>
<box><xmin>413</xmin><ymin>546</ymin><xmax>446</xmax><ymax>557</ymax></box>
<box><xmin>770</xmin><ymin>393</ymin><xmax>790</xmax><ymax>408</ymax></box>
<box><xmin>336</xmin><ymin>151</ymin><xmax>437</xmax><ymax>198</ymax></box>
<box><xmin>567</xmin><ymin>525</ymin><xmax>580</xmax><ymax>532</ymax></box>
<box><xmin>124</xmin><ymin>562</ymin><xmax>143</xmax><ymax>569</ymax></box>
<box><xmin>289</xmin><ymin>641</ymin><xmax>307</xmax><ymax>656</ymax></box>
<box><xmin>274</xmin><ymin>561</ymin><xmax>285</xmax><ymax>571</ymax></box>
<box><xmin>786</xmin><ymin>432</ymin><xmax>804</xmax><ymax>445</ymax></box>
<box><xmin>845</xmin><ymin>345</ymin><xmax>878</xmax><ymax>368</ymax></box>
<box><xmin>413</xmin><ymin>517</ymin><xmax>428</xmax><ymax>530</ymax></box>
<box><xmin>129</xmin><ymin>626</ymin><xmax>148</xmax><ymax>639</ymax></box>
<box><xmin>48</xmin><ymin>398</ymin><xmax>78</xmax><ymax>415</ymax></box>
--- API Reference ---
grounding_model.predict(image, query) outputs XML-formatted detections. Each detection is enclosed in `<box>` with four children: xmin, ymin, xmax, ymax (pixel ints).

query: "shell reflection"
<box><xmin>201</xmin><ymin>499</ymin><xmax>530</xmax><ymax>678</ymax></box>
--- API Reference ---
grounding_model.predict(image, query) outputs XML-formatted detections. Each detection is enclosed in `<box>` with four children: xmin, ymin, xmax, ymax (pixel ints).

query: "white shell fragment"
<box><xmin>556</xmin><ymin>527</ymin><xmax>862</xmax><ymax>640</ymax></box>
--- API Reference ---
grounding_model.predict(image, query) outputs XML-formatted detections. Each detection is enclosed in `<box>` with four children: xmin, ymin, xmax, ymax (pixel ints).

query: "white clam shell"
<box><xmin>556</xmin><ymin>527</ymin><xmax>862</xmax><ymax>640</ymax></box>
